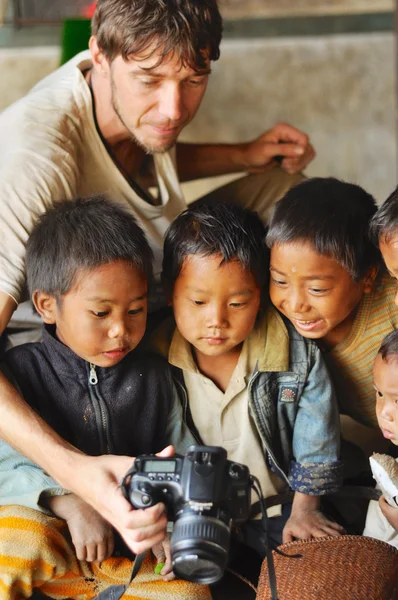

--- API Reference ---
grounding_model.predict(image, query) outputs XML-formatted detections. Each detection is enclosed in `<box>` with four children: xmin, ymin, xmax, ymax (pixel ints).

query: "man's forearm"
<box><xmin>0</xmin><ymin>370</ymin><xmax>84</xmax><ymax>489</ymax></box>
<box><xmin>0</xmin><ymin>292</ymin><xmax>17</xmax><ymax>337</ymax></box>
<box><xmin>176</xmin><ymin>142</ymin><xmax>250</xmax><ymax>182</ymax></box>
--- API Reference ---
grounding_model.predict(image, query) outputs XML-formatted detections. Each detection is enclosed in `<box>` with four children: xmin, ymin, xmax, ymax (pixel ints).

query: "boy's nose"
<box><xmin>378</xmin><ymin>398</ymin><xmax>394</xmax><ymax>422</ymax></box>
<box><xmin>108</xmin><ymin>319</ymin><xmax>128</xmax><ymax>338</ymax></box>
<box><xmin>288</xmin><ymin>291</ymin><xmax>308</xmax><ymax>313</ymax></box>
<box><xmin>206</xmin><ymin>305</ymin><xmax>228</xmax><ymax>328</ymax></box>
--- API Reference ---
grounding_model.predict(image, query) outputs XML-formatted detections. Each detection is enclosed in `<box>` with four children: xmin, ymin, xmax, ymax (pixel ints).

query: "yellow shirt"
<box><xmin>324</xmin><ymin>272</ymin><xmax>398</xmax><ymax>428</ymax></box>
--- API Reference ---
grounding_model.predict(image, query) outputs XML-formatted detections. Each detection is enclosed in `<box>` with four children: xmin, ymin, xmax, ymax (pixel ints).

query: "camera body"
<box><xmin>122</xmin><ymin>445</ymin><xmax>251</xmax><ymax>584</ymax></box>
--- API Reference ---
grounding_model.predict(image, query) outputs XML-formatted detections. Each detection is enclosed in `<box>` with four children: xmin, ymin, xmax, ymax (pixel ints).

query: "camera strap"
<box><xmin>92</xmin><ymin>551</ymin><xmax>147</xmax><ymax>600</ymax></box>
<box><xmin>250</xmin><ymin>476</ymin><xmax>281</xmax><ymax>600</ymax></box>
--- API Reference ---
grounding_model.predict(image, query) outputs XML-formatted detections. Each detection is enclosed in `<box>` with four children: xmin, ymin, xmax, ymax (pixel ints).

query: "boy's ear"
<box><xmin>363</xmin><ymin>266</ymin><xmax>379</xmax><ymax>293</ymax></box>
<box><xmin>32</xmin><ymin>291</ymin><xmax>58</xmax><ymax>324</ymax></box>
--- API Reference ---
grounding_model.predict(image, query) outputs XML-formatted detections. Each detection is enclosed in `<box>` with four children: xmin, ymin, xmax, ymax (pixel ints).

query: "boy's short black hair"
<box><xmin>379</xmin><ymin>329</ymin><xmax>398</xmax><ymax>363</ymax></box>
<box><xmin>266</xmin><ymin>177</ymin><xmax>380</xmax><ymax>281</ymax></box>
<box><xmin>162</xmin><ymin>200</ymin><xmax>268</xmax><ymax>291</ymax></box>
<box><xmin>369</xmin><ymin>187</ymin><xmax>398</xmax><ymax>245</ymax></box>
<box><xmin>26</xmin><ymin>195</ymin><xmax>153</xmax><ymax>298</ymax></box>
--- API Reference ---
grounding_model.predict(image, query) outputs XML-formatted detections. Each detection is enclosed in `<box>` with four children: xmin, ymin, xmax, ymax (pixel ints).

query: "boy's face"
<box><xmin>373</xmin><ymin>353</ymin><xmax>398</xmax><ymax>445</ymax></box>
<box><xmin>270</xmin><ymin>241</ymin><xmax>367</xmax><ymax>347</ymax></box>
<box><xmin>379</xmin><ymin>236</ymin><xmax>398</xmax><ymax>306</ymax></box>
<box><xmin>36</xmin><ymin>260</ymin><xmax>147</xmax><ymax>367</ymax></box>
<box><xmin>171</xmin><ymin>253</ymin><xmax>261</xmax><ymax>361</ymax></box>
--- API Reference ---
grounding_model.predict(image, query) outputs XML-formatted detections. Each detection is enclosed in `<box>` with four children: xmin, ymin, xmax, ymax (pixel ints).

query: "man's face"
<box><xmin>379</xmin><ymin>236</ymin><xmax>398</xmax><ymax>306</ymax></box>
<box><xmin>374</xmin><ymin>353</ymin><xmax>398</xmax><ymax>445</ymax></box>
<box><xmin>107</xmin><ymin>47</ymin><xmax>210</xmax><ymax>153</ymax></box>
<box><xmin>171</xmin><ymin>254</ymin><xmax>261</xmax><ymax>362</ymax></box>
<box><xmin>38</xmin><ymin>260</ymin><xmax>148</xmax><ymax>367</ymax></box>
<box><xmin>269</xmin><ymin>242</ymin><xmax>366</xmax><ymax>348</ymax></box>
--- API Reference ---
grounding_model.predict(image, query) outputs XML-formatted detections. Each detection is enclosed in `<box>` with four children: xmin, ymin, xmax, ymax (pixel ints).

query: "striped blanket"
<box><xmin>0</xmin><ymin>505</ymin><xmax>212</xmax><ymax>600</ymax></box>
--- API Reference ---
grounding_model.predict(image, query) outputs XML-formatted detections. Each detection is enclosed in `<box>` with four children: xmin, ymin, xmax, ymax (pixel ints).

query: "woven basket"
<box><xmin>257</xmin><ymin>535</ymin><xmax>398</xmax><ymax>600</ymax></box>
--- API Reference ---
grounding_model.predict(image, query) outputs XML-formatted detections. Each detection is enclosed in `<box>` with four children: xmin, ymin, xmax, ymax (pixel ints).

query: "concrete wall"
<box><xmin>219</xmin><ymin>0</ymin><xmax>393</xmax><ymax>18</ymax></box>
<box><xmin>181</xmin><ymin>32</ymin><xmax>396</xmax><ymax>204</ymax></box>
<box><xmin>0</xmin><ymin>31</ymin><xmax>395</xmax><ymax>204</ymax></box>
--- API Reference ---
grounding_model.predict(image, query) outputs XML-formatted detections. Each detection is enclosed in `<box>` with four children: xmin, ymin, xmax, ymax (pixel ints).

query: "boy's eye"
<box><xmin>271</xmin><ymin>277</ymin><xmax>287</xmax><ymax>287</ymax></box>
<box><xmin>230</xmin><ymin>302</ymin><xmax>244</xmax><ymax>308</ymax></box>
<box><xmin>128</xmin><ymin>308</ymin><xmax>143</xmax><ymax>315</ymax></box>
<box><xmin>92</xmin><ymin>311</ymin><xmax>109</xmax><ymax>318</ymax></box>
<box><xmin>191</xmin><ymin>299</ymin><xmax>204</xmax><ymax>306</ymax></box>
<box><xmin>309</xmin><ymin>288</ymin><xmax>329</xmax><ymax>294</ymax></box>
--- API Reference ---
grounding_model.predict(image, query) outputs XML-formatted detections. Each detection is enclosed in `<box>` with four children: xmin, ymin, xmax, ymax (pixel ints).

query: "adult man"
<box><xmin>0</xmin><ymin>0</ymin><xmax>314</xmax><ymax>553</ymax></box>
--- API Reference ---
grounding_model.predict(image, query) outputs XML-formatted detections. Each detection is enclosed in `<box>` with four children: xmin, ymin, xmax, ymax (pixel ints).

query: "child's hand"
<box><xmin>47</xmin><ymin>493</ymin><xmax>114</xmax><ymax>562</ymax></box>
<box><xmin>379</xmin><ymin>495</ymin><xmax>398</xmax><ymax>531</ymax></box>
<box><xmin>283</xmin><ymin>508</ymin><xmax>345</xmax><ymax>543</ymax></box>
<box><xmin>152</xmin><ymin>534</ymin><xmax>175</xmax><ymax>581</ymax></box>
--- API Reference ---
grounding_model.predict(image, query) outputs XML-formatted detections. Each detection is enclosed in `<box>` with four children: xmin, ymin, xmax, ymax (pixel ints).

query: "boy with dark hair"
<box><xmin>155</xmin><ymin>201</ymin><xmax>344</xmax><ymax>556</ymax></box>
<box><xmin>266</xmin><ymin>177</ymin><xmax>398</xmax><ymax>430</ymax></box>
<box><xmin>363</xmin><ymin>329</ymin><xmax>398</xmax><ymax>547</ymax></box>
<box><xmin>369</xmin><ymin>186</ymin><xmax>398</xmax><ymax>305</ymax></box>
<box><xmin>0</xmin><ymin>195</ymin><xmax>208</xmax><ymax>599</ymax></box>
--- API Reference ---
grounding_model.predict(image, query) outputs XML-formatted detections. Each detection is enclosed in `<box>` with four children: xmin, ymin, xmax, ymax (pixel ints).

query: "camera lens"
<box><xmin>171</xmin><ymin>514</ymin><xmax>230</xmax><ymax>584</ymax></box>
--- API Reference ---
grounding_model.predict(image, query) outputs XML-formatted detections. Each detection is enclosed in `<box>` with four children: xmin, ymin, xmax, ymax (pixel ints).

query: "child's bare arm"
<box><xmin>47</xmin><ymin>493</ymin><xmax>114</xmax><ymax>562</ymax></box>
<box><xmin>379</xmin><ymin>495</ymin><xmax>398</xmax><ymax>531</ymax></box>
<box><xmin>282</xmin><ymin>492</ymin><xmax>345</xmax><ymax>543</ymax></box>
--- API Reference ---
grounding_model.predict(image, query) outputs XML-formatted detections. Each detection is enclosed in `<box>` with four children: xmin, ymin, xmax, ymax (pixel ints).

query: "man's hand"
<box><xmin>61</xmin><ymin>446</ymin><xmax>175</xmax><ymax>555</ymax></box>
<box><xmin>240</xmin><ymin>122</ymin><xmax>315</xmax><ymax>175</ymax></box>
<box><xmin>379</xmin><ymin>495</ymin><xmax>398</xmax><ymax>531</ymax></box>
<box><xmin>47</xmin><ymin>494</ymin><xmax>114</xmax><ymax>562</ymax></box>
<box><xmin>152</xmin><ymin>534</ymin><xmax>175</xmax><ymax>581</ymax></box>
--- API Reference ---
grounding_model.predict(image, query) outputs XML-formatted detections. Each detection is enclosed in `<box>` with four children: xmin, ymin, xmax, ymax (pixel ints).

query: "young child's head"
<box><xmin>26</xmin><ymin>195</ymin><xmax>153</xmax><ymax>367</ymax></box>
<box><xmin>162</xmin><ymin>201</ymin><xmax>268</xmax><ymax>361</ymax></box>
<box><xmin>266</xmin><ymin>177</ymin><xmax>380</xmax><ymax>347</ymax></box>
<box><xmin>373</xmin><ymin>330</ymin><xmax>398</xmax><ymax>445</ymax></box>
<box><xmin>370</xmin><ymin>187</ymin><xmax>398</xmax><ymax>305</ymax></box>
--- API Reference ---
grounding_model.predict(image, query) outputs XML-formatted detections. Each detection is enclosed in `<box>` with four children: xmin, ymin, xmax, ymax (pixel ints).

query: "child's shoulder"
<box><xmin>146</xmin><ymin>315</ymin><xmax>177</xmax><ymax>359</ymax></box>
<box><xmin>256</xmin><ymin>306</ymin><xmax>319</xmax><ymax>373</ymax></box>
<box><xmin>3</xmin><ymin>340</ymin><xmax>43</xmax><ymax>367</ymax></box>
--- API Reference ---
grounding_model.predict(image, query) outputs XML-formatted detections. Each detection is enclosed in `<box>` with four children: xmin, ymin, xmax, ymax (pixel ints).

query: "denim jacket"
<box><xmin>152</xmin><ymin>307</ymin><xmax>343</xmax><ymax>495</ymax></box>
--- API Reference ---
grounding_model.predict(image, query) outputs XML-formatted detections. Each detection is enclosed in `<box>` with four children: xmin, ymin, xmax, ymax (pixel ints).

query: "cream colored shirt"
<box><xmin>0</xmin><ymin>51</ymin><xmax>187</xmax><ymax>313</ymax></box>
<box><xmin>168</xmin><ymin>313</ymin><xmax>287</xmax><ymax>517</ymax></box>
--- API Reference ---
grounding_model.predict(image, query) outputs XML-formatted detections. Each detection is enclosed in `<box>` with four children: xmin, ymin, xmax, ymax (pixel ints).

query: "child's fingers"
<box><xmin>282</xmin><ymin>529</ymin><xmax>295</xmax><ymax>544</ymax></box>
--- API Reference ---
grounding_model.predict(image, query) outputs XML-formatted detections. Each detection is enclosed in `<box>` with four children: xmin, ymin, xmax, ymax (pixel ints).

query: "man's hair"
<box><xmin>369</xmin><ymin>187</ymin><xmax>398</xmax><ymax>245</ymax></box>
<box><xmin>379</xmin><ymin>329</ymin><xmax>398</xmax><ymax>363</ymax></box>
<box><xmin>92</xmin><ymin>0</ymin><xmax>222</xmax><ymax>69</ymax></box>
<box><xmin>162</xmin><ymin>200</ymin><xmax>269</xmax><ymax>291</ymax></box>
<box><xmin>266</xmin><ymin>177</ymin><xmax>380</xmax><ymax>281</ymax></box>
<box><xmin>26</xmin><ymin>195</ymin><xmax>153</xmax><ymax>299</ymax></box>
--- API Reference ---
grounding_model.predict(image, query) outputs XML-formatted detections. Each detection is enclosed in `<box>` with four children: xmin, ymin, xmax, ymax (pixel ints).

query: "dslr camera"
<box><xmin>122</xmin><ymin>445</ymin><xmax>251</xmax><ymax>584</ymax></box>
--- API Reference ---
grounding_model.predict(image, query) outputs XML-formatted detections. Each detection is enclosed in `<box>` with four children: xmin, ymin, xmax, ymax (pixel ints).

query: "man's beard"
<box><xmin>110</xmin><ymin>80</ymin><xmax>176</xmax><ymax>155</ymax></box>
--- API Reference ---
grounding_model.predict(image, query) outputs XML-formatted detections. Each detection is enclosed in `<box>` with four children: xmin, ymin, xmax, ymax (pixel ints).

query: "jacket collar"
<box><xmin>41</xmin><ymin>324</ymin><xmax>129</xmax><ymax>379</ymax></box>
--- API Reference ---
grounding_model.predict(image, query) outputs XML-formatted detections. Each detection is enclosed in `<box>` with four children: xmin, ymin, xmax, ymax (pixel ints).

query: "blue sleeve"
<box><xmin>0</xmin><ymin>439</ymin><xmax>68</xmax><ymax>513</ymax></box>
<box><xmin>289</xmin><ymin>343</ymin><xmax>343</xmax><ymax>495</ymax></box>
